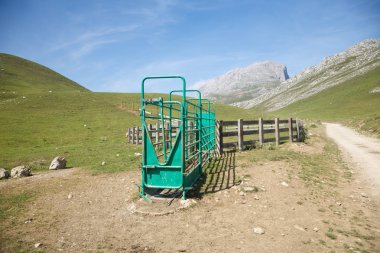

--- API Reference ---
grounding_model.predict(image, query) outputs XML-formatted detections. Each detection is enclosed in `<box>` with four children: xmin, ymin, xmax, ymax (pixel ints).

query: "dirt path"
<box><xmin>324</xmin><ymin>123</ymin><xmax>380</xmax><ymax>188</ymax></box>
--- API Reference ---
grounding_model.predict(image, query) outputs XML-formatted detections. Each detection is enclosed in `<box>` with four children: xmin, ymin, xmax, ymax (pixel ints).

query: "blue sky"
<box><xmin>1</xmin><ymin>0</ymin><xmax>379</xmax><ymax>93</ymax></box>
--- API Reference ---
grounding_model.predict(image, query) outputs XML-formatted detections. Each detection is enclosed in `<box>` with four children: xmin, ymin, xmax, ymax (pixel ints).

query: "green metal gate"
<box><xmin>138</xmin><ymin>76</ymin><xmax>215</xmax><ymax>201</ymax></box>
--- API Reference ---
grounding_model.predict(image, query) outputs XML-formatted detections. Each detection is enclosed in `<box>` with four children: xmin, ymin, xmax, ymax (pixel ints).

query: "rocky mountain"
<box><xmin>193</xmin><ymin>61</ymin><xmax>289</xmax><ymax>104</ymax></box>
<box><xmin>234</xmin><ymin>39</ymin><xmax>380</xmax><ymax>110</ymax></box>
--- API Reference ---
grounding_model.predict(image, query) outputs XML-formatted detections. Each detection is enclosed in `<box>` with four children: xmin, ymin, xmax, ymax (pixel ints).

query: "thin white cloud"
<box><xmin>50</xmin><ymin>25</ymin><xmax>139</xmax><ymax>52</ymax></box>
<box><xmin>49</xmin><ymin>24</ymin><xmax>140</xmax><ymax>59</ymax></box>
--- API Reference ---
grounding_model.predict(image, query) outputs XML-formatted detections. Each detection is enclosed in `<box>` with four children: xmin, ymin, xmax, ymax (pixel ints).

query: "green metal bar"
<box><xmin>139</xmin><ymin>78</ymin><xmax>216</xmax><ymax>201</ymax></box>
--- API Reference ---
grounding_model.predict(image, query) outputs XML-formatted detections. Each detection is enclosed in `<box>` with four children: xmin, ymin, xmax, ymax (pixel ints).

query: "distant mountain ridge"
<box><xmin>194</xmin><ymin>61</ymin><xmax>289</xmax><ymax>104</ymax></box>
<box><xmin>233</xmin><ymin>39</ymin><xmax>380</xmax><ymax>110</ymax></box>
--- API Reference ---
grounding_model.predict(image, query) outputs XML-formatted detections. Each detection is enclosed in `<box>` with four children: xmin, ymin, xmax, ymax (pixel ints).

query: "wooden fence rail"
<box><xmin>127</xmin><ymin>118</ymin><xmax>304</xmax><ymax>154</ymax></box>
<box><xmin>215</xmin><ymin>118</ymin><xmax>303</xmax><ymax>155</ymax></box>
<box><xmin>126</xmin><ymin>123</ymin><xmax>180</xmax><ymax>145</ymax></box>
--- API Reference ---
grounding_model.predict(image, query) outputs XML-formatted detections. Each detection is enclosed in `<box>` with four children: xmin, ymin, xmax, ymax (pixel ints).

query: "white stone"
<box><xmin>281</xmin><ymin>181</ymin><xmax>289</xmax><ymax>187</ymax></box>
<box><xmin>293</xmin><ymin>224</ymin><xmax>306</xmax><ymax>232</ymax></box>
<box><xmin>0</xmin><ymin>168</ymin><xmax>10</xmax><ymax>179</ymax></box>
<box><xmin>243</xmin><ymin>186</ymin><xmax>256</xmax><ymax>192</ymax></box>
<box><xmin>180</xmin><ymin>199</ymin><xmax>196</xmax><ymax>208</ymax></box>
<box><xmin>11</xmin><ymin>165</ymin><xmax>32</xmax><ymax>178</ymax></box>
<box><xmin>49</xmin><ymin>156</ymin><xmax>66</xmax><ymax>170</ymax></box>
<box><xmin>253</xmin><ymin>227</ymin><xmax>265</xmax><ymax>235</ymax></box>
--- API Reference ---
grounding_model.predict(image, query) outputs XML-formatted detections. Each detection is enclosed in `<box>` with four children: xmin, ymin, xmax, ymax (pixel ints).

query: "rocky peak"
<box><xmin>194</xmin><ymin>61</ymin><xmax>289</xmax><ymax>104</ymax></box>
<box><xmin>234</xmin><ymin>38</ymin><xmax>380</xmax><ymax>110</ymax></box>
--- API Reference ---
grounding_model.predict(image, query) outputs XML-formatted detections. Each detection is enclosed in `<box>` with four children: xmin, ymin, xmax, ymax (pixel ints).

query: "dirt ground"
<box><xmin>325</xmin><ymin>123</ymin><xmax>380</xmax><ymax>187</ymax></box>
<box><xmin>1</xmin><ymin>126</ymin><xmax>379</xmax><ymax>253</ymax></box>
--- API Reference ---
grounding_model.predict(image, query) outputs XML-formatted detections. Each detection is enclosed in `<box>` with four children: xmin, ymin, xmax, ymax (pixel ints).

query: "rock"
<box><xmin>281</xmin><ymin>181</ymin><xmax>289</xmax><ymax>187</ymax></box>
<box><xmin>101</xmin><ymin>161</ymin><xmax>106</xmax><ymax>166</ymax></box>
<box><xmin>360</xmin><ymin>192</ymin><xmax>368</xmax><ymax>198</ymax></box>
<box><xmin>34</xmin><ymin>243</ymin><xmax>42</xmax><ymax>248</ymax></box>
<box><xmin>180</xmin><ymin>199</ymin><xmax>196</xmax><ymax>208</ymax></box>
<box><xmin>68</xmin><ymin>193</ymin><xmax>73</xmax><ymax>199</ymax></box>
<box><xmin>239</xmin><ymin>192</ymin><xmax>246</xmax><ymax>197</ymax></box>
<box><xmin>11</xmin><ymin>165</ymin><xmax>32</xmax><ymax>178</ymax></box>
<box><xmin>24</xmin><ymin>218</ymin><xmax>33</xmax><ymax>224</ymax></box>
<box><xmin>234</xmin><ymin>39</ymin><xmax>380</xmax><ymax>110</ymax></box>
<box><xmin>313</xmin><ymin>227</ymin><xmax>319</xmax><ymax>232</ymax></box>
<box><xmin>243</xmin><ymin>186</ymin><xmax>257</xmax><ymax>192</ymax></box>
<box><xmin>293</xmin><ymin>224</ymin><xmax>306</xmax><ymax>232</ymax></box>
<box><xmin>253</xmin><ymin>227</ymin><xmax>265</xmax><ymax>235</ymax></box>
<box><xmin>196</xmin><ymin>61</ymin><xmax>289</xmax><ymax>105</ymax></box>
<box><xmin>254</xmin><ymin>195</ymin><xmax>260</xmax><ymax>200</ymax></box>
<box><xmin>49</xmin><ymin>156</ymin><xmax>66</xmax><ymax>170</ymax></box>
<box><xmin>336</xmin><ymin>202</ymin><xmax>342</xmax><ymax>206</ymax></box>
<box><xmin>0</xmin><ymin>168</ymin><xmax>10</xmax><ymax>179</ymax></box>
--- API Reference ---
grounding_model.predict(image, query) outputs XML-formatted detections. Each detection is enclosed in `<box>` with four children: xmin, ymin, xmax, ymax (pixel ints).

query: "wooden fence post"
<box><xmin>296</xmin><ymin>118</ymin><xmax>300</xmax><ymax>142</ymax></box>
<box><xmin>155</xmin><ymin>122</ymin><xmax>160</xmax><ymax>144</ymax></box>
<box><xmin>238</xmin><ymin>119</ymin><xmax>244</xmax><ymax>150</ymax></box>
<box><xmin>148</xmin><ymin>124</ymin><xmax>153</xmax><ymax>141</ymax></box>
<box><xmin>165</xmin><ymin>122</ymin><xmax>170</xmax><ymax>149</ymax></box>
<box><xmin>288</xmin><ymin>118</ymin><xmax>293</xmax><ymax>143</ymax></box>
<box><xmin>132</xmin><ymin>127</ymin><xmax>136</xmax><ymax>144</ymax></box>
<box><xmin>216</xmin><ymin>120</ymin><xmax>223</xmax><ymax>155</ymax></box>
<box><xmin>275</xmin><ymin>118</ymin><xmax>280</xmax><ymax>146</ymax></box>
<box><xmin>259</xmin><ymin>118</ymin><xmax>264</xmax><ymax>145</ymax></box>
<box><xmin>189</xmin><ymin>121</ymin><xmax>194</xmax><ymax>155</ymax></box>
<box><xmin>136</xmin><ymin>126</ymin><xmax>140</xmax><ymax>145</ymax></box>
<box><xmin>127</xmin><ymin>128</ymin><xmax>131</xmax><ymax>143</ymax></box>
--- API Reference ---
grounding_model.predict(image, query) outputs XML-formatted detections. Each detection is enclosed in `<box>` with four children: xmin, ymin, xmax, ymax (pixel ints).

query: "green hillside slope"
<box><xmin>273</xmin><ymin>66</ymin><xmax>380</xmax><ymax>136</ymax></box>
<box><xmin>0</xmin><ymin>53</ymin><xmax>89</xmax><ymax>95</ymax></box>
<box><xmin>0</xmin><ymin>54</ymin><xmax>252</xmax><ymax>172</ymax></box>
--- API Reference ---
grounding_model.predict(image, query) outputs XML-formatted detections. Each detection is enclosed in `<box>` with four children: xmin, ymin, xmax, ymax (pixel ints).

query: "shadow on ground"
<box><xmin>188</xmin><ymin>150</ymin><xmax>239</xmax><ymax>199</ymax></box>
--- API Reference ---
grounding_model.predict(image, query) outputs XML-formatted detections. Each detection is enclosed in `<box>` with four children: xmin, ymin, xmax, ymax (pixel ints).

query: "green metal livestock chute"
<box><xmin>138</xmin><ymin>76</ymin><xmax>215</xmax><ymax>201</ymax></box>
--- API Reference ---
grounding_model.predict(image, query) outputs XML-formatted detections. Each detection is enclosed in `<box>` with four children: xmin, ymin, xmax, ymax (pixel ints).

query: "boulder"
<box><xmin>49</xmin><ymin>156</ymin><xmax>67</xmax><ymax>170</ymax></box>
<box><xmin>0</xmin><ymin>168</ymin><xmax>10</xmax><ymax>179</ymax></box>
<box><xmin>11</xmin><ymin>165</ymin><xmax>32</xmax><ymax>178</ymax></box>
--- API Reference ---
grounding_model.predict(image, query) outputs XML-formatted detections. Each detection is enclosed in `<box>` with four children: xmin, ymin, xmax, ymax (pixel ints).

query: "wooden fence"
<box><xmin>127</xmin><ymin>118</ymin><xmax>304</xmax><ymax>154</ymax></box>
<box><xmin>215</xmin><ymin>118</ymin><xmax>303</xmax><ymax>154</ymax></box>
<box><xmin>126</xmin><ymin>122</ymin><xmax>180</xmax><ymax>145</ymax></box>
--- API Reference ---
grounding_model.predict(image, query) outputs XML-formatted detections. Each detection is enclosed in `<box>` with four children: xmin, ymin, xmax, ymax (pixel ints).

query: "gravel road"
<box><xmin>324</xmin><ymin>123</ymin><xmax>380</xmax><ymax>187</ymax></box>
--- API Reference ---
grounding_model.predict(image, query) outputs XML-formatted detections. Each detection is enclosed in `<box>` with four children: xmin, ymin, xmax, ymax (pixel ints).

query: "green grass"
<box><xmin>0</xmin><ymin>192</ymin><xmax>35</xmax><ymax>221</ymax></box>
<box><xmin>271</xmin><ymin>66</ymin><xmax>380</xmax><ymax>137</ymax></box>
<box><xmin>326</xmin><ymin>228</ymin><xmax>337</xmax><ymax>240</ymax></box>
<box><xmin>0</xmin><ymin>53</ymin><xmax>89</xmax><ymax>94</ymax></box>
<box><xmin>0</xmin><ymin>54</ymin><xmax>253</xmax><ymax>173</ymax></box>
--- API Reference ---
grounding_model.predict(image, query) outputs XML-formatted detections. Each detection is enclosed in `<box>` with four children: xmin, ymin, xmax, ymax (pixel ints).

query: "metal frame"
<box><xmin>138</xmin><ymin>76</ymin><xmax>215</xmax><ymax>201</ymax></box>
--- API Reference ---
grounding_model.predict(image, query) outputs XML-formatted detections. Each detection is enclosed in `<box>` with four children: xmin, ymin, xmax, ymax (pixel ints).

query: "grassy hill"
<box><xmin>0</xmin><ymin>54</ymin><xmax>252</xmax><ymax>172</ymax></box>
<box><xmin>0</xmin><ymin>53</ymin><xmax>89</xmax><ymax>94</ymax></box>
<box><xmin>271</xmin><ymin>66</ymin><xmax>380</xmax><ymax>136</ymax></box>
